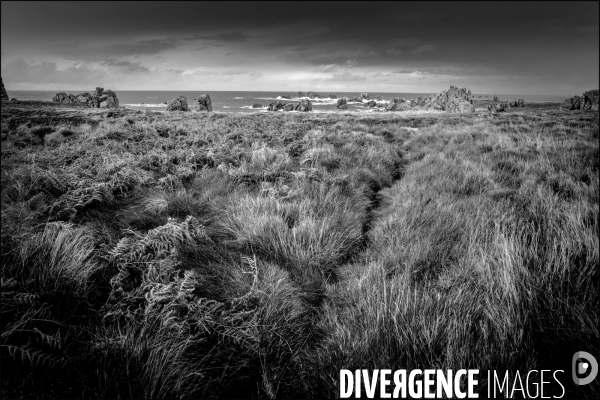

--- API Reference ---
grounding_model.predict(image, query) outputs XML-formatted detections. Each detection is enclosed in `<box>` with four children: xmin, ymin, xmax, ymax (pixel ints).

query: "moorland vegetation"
<box><xmin>1</xmin><ymin>102</ymin><xmax>598</xmax><ymax>398</ymax></box>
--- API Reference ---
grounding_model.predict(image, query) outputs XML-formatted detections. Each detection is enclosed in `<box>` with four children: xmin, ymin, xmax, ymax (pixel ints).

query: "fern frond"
<box><xmin>1</xmin><ymin>345</ymin><xmax>66</xmax><ymax>369</ymax></box>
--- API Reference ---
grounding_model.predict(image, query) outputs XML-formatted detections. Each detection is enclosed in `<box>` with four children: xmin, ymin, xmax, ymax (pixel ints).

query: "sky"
<box><xmin>1</xmin><ymin>1</ymin><xmax>598</xmax><ymax>95</ymax></box>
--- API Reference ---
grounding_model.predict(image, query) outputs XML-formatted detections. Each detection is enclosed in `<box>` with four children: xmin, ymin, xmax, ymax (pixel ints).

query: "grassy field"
<box><xmin>1</xmin><ymin>102</ymin><xmax>598</xmax><ymax>398</ymax></box>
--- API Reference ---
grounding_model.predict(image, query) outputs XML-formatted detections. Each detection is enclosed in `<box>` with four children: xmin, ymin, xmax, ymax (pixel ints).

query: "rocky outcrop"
<box><xmin>307</xmin><ymin>91</ymin><xmax>319</xmax><ymax>99</ymax></box>
<box><xmin>1</xmin><ymin>77</ymin><xmax>9</xmax><ymax>101</ymax></box>
<box><xmin>560</xmin><ymin>95</ymin><xmax>582</xmax><ymax>111</ymax></box>
<box><xmin>76</xmin><ymin>93</ymin><xmax>91</xmax><ymax>103</ymax></box>
<box><xmin>508</xmin><ymin>99</ymin><xmax>524</xmax><ymax>108</ymax></box>
<box><xmin>336</xmin><ymin>98</ymin><xmax>348</xmax><ymax>109</ymax></box>
<box><xmin>426</xmin><ymin>86</ymin><xmax>474</xmax><ymax>113</ymax></box>
<box><xmin>267</xmin><ymin>101</ymin><xmax>285</xmax><ymax>111</ymax></box>
<box><xmin>581</xmin><ymin>89</ymin><xmax>599</xmax><ymax>110</ymax></box>
<box><xmin>329</xmin><ymin>95</ymin><xmax>337</xmax><ymax>99</ymax></box>
<box><xmin>282</xmin><ymin>103</ymin><xmax>295</xmax><ymax>112</ymax></box>
<box><xmin>166</xmin><ymin>96</ymin><xmax>189</xmax><ymax>111</ymax></box>
<box><xmin>488</xmin><ymin>102</ymin><xmax>508</xmax><ymax>112</ymax></box>
<box><xmin>493</xmin><ymin>95</ymin><xmax>500</xmax><ymax>102</ymax></box>
<box><xmin>365</xmin><ymin>100</ymin><xmax>377</xmax><ymax>107</ymax></box>
<box><xmin>280</xmin><ymin>95</ymin><xmax>292</xmax><ymax>100</ymax></box>
<box><xmin>99</xmin><ymin>90</ymin><xmax>119</xmax><ymax>108</ymax></box>
<box><xmin>195</xmin><ymin>94</ymin><xmax>212</xmax><ymax>112</ymax></box>
<box><xmin>360</xmin><ymin>93</ymin><xmax>369</xmax><ymax>100</ymax></box>
<box><xmin>295</xmin><ymin>99</ymin><xmax>312</xmax><ymax>112</ymax></box>
<box><xmin>252</xmin><ymin>103</ymin><xmax>263</xmax><ymax>109</ymax></box>
<box><xmin>52</xmin><ymin>92</ymin><xmax>70</xmax><ymax>103</ymax></box>
<box><xmin>298</xmin><ymin>92</ymin><xmax>305</xmax><ymax>98</ymax></box>
<box><xmin>376</xmin><ymin>95</ymin><xmax>387</xmax><ymax>101</ymax></box>
<box><xmin>385</xmin><ymin>98</ymin><xmax>407</xmax><ymax>111</ymax></box>
<box><xmin>347</xmin><ymin>96</ymin><xmax>363</xmax><ymax>103</ymax></box>
<box><xmin>100</xmin><ymin>96</ymin><xmax>119</xmax><ymax>109</ymax></box>
<box><xmin>51</xmin><ymin>86</ymin><xmax>120</xmax><ymax>108</ymax></box>
<box><xmin>384</xmin><ymin>86</ymin><xmax>473</xmax><ymax>113</ymax></box>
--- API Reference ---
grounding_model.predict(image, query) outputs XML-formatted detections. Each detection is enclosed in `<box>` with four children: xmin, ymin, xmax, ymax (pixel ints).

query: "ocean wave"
<box><xmin>233</xmin><ymin>97</ymin><xmax>246</xmax><ymax>99</ymax></box>
<box><xmin>123</xmin><ymin>103</ymin><xmax>166</xmax><ymax>108</ymax></box>
<box><xmin>240</xmin><ymin>105</ymin><xmax>267</xmax><ymax>110</ymax></box>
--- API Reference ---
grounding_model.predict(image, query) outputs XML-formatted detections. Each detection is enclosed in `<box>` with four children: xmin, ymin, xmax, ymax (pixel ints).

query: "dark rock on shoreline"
<box><xmin>280</xmin><ymin>95</ymin><xmax>292</xmax><ymax>100</ymax></box>
<box><xmin>267</xmin><ymin>101</ymin><xmax>285</xmax><ymax>111</ymax></box>
<box><xmin>295</xmin><ymin>99</ymin><xmax>312</xmax><ymax>112</ymax></box>
<box><xmin>166</xmin><ymin>96</ymin><xmax>189</xmax><ymax>111</ymax></box>
<box><xmin>365</xmin><ymin>100</ymin><xmax>377</xmax><ymax>107</ymax></box>
<box><xmin>493</xmin><ymin>95</ymin><xmax>500</xmax><ymax>102</ymax></box>
<box><xmin>282</xmin><ymin>103</ymin><xmax>295</xmax><ymax>112</ymax></box>
<box><xmin>100</xmin><ymin>96</ymin><xmax>119</xmax><ymax>108</ymax></box>
<box><xmin>307</xmin><ymin>91</ymin><xmax>319</xmax><ymax>99</ymax></box>
<box><xmin>329</xmin><ymin>95</ymin><xmax>337</xmax><ymax>99</ymax></box>
<box><xmin>252</xmin><ymin>103</ymin><xmax>263</xmax><ymax>109</ymax></box>
<box><xmin>427</xmin><ymin>86</ymin><xmax>474</xmax><ymax>113</ymax></box>
<box><xmin>1</xmin><ymin>77</ymin><xmax>9</xmax><ymax>101</ymax></box>
<box><xmin>52</xmin><ymin>87</ymin><xmax>120</xmax><ymax>108</ymax></box>
<box><xmin>360</xmin><ymin>93</ymin><xmax>369</xmax><ymax>100</ymax></box>
<box><xmin>582</xmin><ymin>89</ymin><xmax>599</xmax><ymax>110</ymax></box>
<box><xmin>384</xmin><ymin>86</ymin><xmax>474</xmax><ymax>113</ymax></box>
<box><xmin>509</xmin><ymin>98</ymin><xmax>525</xmax><ymax>108</ymax></box>
<box><xmin>298</xmin><ymin>91</ymin><xmax>305</xmax><ymax>98</ymax></box>
<box><xmin>195</xmin><ymin>94</ymin><xmax>212</xmax><ymax>112</ymax></box>
<box><xmin>385</xmin><ymin>98</ymin><xmax>407</xmax><ymax>111</ymax></box>
<box><xmin>337</xmin><ymin>98</ymin><xmax>348</xmax><ymax>109</ymax></box>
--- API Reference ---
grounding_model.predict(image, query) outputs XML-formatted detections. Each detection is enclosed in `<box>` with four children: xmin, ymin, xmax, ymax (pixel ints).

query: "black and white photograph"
<box><xmin>1</xmin><ymin>1</ymin><xmax>598</xmax><ymax>399</ymax></box>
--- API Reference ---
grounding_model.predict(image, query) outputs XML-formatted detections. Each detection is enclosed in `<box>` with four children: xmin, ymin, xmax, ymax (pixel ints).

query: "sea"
<box><xmin>6</xmin><ymin>90</ymin><xmax>566</xmax><ymax>114</ymax></box>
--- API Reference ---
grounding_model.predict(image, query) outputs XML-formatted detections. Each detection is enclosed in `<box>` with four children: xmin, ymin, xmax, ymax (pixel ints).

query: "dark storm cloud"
<box><xmin>1</xmin><ymin>1</ymin><xmax>598</xmax><ymax>93</ymax></box>
<box><xmin>102</xmin><ymin>59</ymin><xmax>150</xmax><ymax>73</ymax></box>
<box><xmin>46</xmin><ymin>39</ymin><xmax>179</xmax><ymax>62</ymax></box>
<box><xmin>2</xmin><ymin>58</ymin><xmax>107</xmax><ymax>84</ymax></box>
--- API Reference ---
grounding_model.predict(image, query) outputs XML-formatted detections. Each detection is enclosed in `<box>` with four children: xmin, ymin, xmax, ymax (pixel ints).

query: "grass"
<box><xmin>1</xmin><ymin>103</ymin><xmax>598</xmax><ymax>398</ymax></box>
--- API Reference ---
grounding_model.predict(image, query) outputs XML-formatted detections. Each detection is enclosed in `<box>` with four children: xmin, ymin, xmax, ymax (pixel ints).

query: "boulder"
<box><xmin>298</xmin><ymin>91</ymin><xmax>305</xmax><ymax>98</ymax></box>
<box><xmin>52</xmin><ymin>92</ymin><xmax>69</xmax><ymax>103</ymax></box>
<box><xmin>385</xmin><ymin>98</ymin><xmax>407</xmax><ymax>111</ymax></box>
<box><xmin>347</xmin><ymin>96</ymin><xmax>363</xmax><ymax>103</ymax></box>
<box><xmin>1</xmin><ymin>77</ymin><xmax>8</xmax><ymax>101</ymax></box>
<box><xmin>581</xmin><ymin>89</ymin><xmax>599</xmax><ymax>111</ymax></box>
<box><xmin>413</xmin><ymin>96</ymin><xmax>426</xmax><ymax>106</ymax></box>
<box><xmin>195</xmin><ymin>94</ymin><xmax>212</xmax><ymax>112</ymax></box>
<box><xmin>360</xmin><ymin>93</ymin><xmax>369</xmax><ymax>99</ymax></box>
<box><xmin>267</xmin><ymin>101</ymin><xmax>285</xmax><ymax>111</ymax></box>
<box><xmin>90</xmin><ymin>94</ymin><xmax>100</xmax><ymax>108</ymax></box>
<box><xmin>280</xmin><ymin>95</ymin><xmax>292</xmax><ymax>100</ymax></box>
<box><xmin>376</xmin><ymin>95</ymin><xmax>388</xmax><ymax>101</ymax></box>
<box><xmin>307</xmin><ymin>91</ymin><xmax>319</xmax><ymax>99</ymax></box>
<box><xmin>427</xmin><ymin>86</ymin><xmax>474</xmax><ymax>113</ymax></box>
<box><xmin>560</xmin><ymin>96</ymin><xmax>581</xmax><ymax>111</ymax></box>
<box><xmin>336</xmin><ymin>98</ymin><xmax>348</xmax><ymax>109</ymax></box>
<box><xmin>493</xmin><ymin>95</ymin><xmax>500</xmax><ymax>102</ymax></box>
<box><xmin>74</xmin><ymin>93</ymin><xmax>91</xmax><ymax>103</ymax></box>
<box><xmin>96</xmin><ymin>87</ymin><xmax>104</xmax><ymax>95</ymax></box>
<box><xmin>329</xmin><ymin>95</ymin><xmax>337</xmax><ymax>99</ymax></box>
<box><xmin>166</xmin><ymin>95</ymin><xmax>189</xmax><ymax>111</ymax></box>
<box><xmin>282</xmin><ymin>103</ymin><xmax>295</xmax><ymax>112</ymax></box>
<box><xmin>365</xmin><ymin>100</ymin><xmax>377</xmax><ymax>107</ymax></box>
<box><xmin>102</xmin><ymin>89</ymin><xmax>117</xmax><ymax>98</ymax></box>
<box><xmin>100</xmin><ymin>96</ymin><xmax>119</xmax><ymax>108</ymax></box>
<box><xmin>252</xmin><ymin>103</ymin><xmax>263</xmax><ymax>109</ymax></box>
<box><xmin>295</xmin><ymin>99</ymin><xmax>312</xmax><ymax>112</ymax></box>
